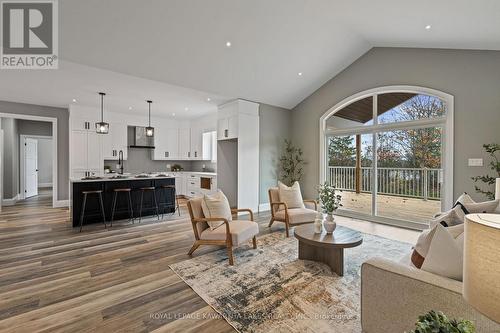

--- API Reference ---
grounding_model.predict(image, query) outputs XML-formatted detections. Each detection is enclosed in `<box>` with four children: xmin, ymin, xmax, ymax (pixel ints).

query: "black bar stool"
<box><xmin>110</xmin><ymin>188</ymin><xmax>134</xmax><ymax>227</ymax></box>
<box><xmin>79</xmin><ymin>190</ymin><xmax>106</xmax><ymax>232</ymax></box>
<box><xmin>139</xmin><ymin>187</ymin><xmax>160</xmax><ymax>222</ymax></box>
<box><xmin>159</xmin><ymin>185</ymin><xmax>180</xmax><ymax>218</ymax></box>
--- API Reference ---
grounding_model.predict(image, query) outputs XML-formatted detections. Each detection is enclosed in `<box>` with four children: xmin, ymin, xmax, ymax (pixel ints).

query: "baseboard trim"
<box><xmin>38</xmin><ymin>183</ymin><xmax>53</xmax><ymax>188</ymax></box>
<box><xmin>258</xmin><ymin>203</ymin><xmax>270</xmax><ymax>213</ymax></box>
<box><xmin>2</xmin><ymin>194</ymin><xmax>20</xmax><ymax>206</ymax></box>
<box><xmin>53</xmin><ymin>200</ymin><xmax>69</xmax><ymax>208</ymax></box>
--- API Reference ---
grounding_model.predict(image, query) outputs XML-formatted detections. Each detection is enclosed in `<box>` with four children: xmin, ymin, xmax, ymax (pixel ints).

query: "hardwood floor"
<box><xmin>0</xmin><ymin>194</ymin><xmax>418</xmax><ymax>332</ymax></box>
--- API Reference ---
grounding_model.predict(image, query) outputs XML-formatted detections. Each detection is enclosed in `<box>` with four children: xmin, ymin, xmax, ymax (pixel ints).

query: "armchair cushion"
<box><xmin>200</xmin><ymin>220</ymin><xmax>259</xmax><ymax>246</ymax></box>
<box><xmin>275</xmin><ymin>207</ymin><xmax>316</xmax><ymax>225</ymax></box>
<box><xmin>201</xmin><ymin>191</ymin><xmax>232</xmax><ymax>230</ymax></box>
<box><xmin>278</xmin><ymin>181</ymin><xmax>305</xmax><ymax>209</ymax></box>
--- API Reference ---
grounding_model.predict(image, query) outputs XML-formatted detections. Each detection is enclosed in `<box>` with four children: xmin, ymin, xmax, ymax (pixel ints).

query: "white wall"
<box><xmin>37</xmin><ymin>138</ymin><xmax>53</xmax><ymax>187</ymax></box>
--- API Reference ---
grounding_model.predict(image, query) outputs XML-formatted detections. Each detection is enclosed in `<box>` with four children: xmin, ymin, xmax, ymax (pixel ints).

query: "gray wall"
<box><xmin>259</xmin><ymin>103</ymin><xmax>291</xmax><ymax>204</ymax></box>
<box><xmin>0</xmin><ymin>101</ymin><xmax>69</xmax><ymax>201</ymax></box>
<box><xmin>291</xmin><ymin>48</ymin><xmax>500</xmax><ymax>203</ymax></box>
<box><xmin>1</xmin><ymin>118</ymin><xmax>19</xmax><ymax>198</ymax></box>
<box><xmin>18</xmin><ymin>119</ymin><xmax>52</xmax><ymax>137</ymax></box>
<box><xmin>38</xmin><ymin>138</ymin><xmax>53</xmax><ymax>186</ymax></box>
<box><xmin>105</xmin><ymin>149</ymin><xmax>192</xmax><ymax>174</ymax></box>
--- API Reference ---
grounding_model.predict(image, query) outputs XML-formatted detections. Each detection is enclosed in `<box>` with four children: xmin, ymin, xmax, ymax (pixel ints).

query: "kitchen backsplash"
<box><xmin>104</xmin><ymin>148</ymin><xmax>216</xmax><ymax>174</ymax></box>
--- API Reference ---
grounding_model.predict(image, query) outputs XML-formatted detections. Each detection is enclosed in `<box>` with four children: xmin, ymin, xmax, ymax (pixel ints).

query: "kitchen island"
<box><xmin>70</xmin><ymin>175</ymin><xmax>176</xmax><ymax>227</ymax></box>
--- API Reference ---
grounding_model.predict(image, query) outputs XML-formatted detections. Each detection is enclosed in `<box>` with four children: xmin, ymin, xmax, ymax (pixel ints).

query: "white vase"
<box><xmin>323</xmin><ymin>213</ymin><xmax>336</xmax><ymax>234</ymax></box>
<box><xmin>313</xmin><ymin>212</ymin><xmax>323</xmax><ymax>234</ymax></box>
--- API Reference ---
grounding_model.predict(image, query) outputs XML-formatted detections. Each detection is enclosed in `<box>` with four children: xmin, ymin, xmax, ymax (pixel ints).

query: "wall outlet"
<box><xmin>468</xmin><ymin>158</ymin><xmax>483</xmax><ymax>167</ymax></box>
<box><xmin>202</xmin><ymin>164</ymin><xmax>206</xmax><ymax>169</ymax></box>
<box><xmin>166</xmin><ymin>164</ymin><xmax>171</xmax><ymax>169</ymax></box>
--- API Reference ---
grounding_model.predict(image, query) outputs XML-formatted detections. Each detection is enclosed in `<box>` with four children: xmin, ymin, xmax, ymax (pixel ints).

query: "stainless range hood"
<box><xmin>128</xmin><ymin>126</ymin><xmax>155</xmax><ymax>149</ymax></box>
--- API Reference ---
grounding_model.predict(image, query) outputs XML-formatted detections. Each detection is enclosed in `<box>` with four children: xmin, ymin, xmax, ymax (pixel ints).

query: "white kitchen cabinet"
<box><xmin>153</xmin><ymin>127</ymin><xmax>179</xmax><ymax>160</ymax></box>
<box><xmin>102</xmin><ymin>122</ymin><xmax>127</xmax><ymax>160</ymax></box>
<box><xmin>190</xmin><ymin>126</ymin><xmax>203</xmax><ymax>160</ymax></box>
<box><xmin>178</xmin><ymin>128</ymin><xmax>191</xmax><ymax>159</ymax></box>
<box><xmin>175</xmin><ymin>174</ymin><xmax>186</xmax><ymax>196</ymax></box>
<box><xmin>71</xmin><ymin>117</ymin><xmax>94</xmax><ymax>131</ymax></box>
<box><xmin>217</xmin><ymin>102</ymin><xmax>239</xmax><ymax>140</ymax></box>
<box><xmin>70</xmin><ymin>130</ymin><xmax>103</xmax><ymax>178</ymax></box>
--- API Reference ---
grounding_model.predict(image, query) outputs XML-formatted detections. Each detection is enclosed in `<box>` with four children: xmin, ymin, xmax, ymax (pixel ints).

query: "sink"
<box><xmin>109</xmin><ymin>175</ymin><xmax>128</xmax><ymax>179</ymax></box>
<box><xmin>81</xmin><ymin>176</ymin><xmax>102</xmax><ymax>180</ymax></box>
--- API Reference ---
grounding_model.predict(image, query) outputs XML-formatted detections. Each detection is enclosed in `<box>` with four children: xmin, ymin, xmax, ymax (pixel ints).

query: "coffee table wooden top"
<box><xmin>294</xmin><ymin>224</ymin><xmax>363</xmax><ymax>249</ymax></box>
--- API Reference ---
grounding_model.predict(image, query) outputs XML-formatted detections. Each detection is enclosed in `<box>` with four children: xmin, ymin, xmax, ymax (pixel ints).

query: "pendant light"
<box><xmin>145</xmin><ymin>100</ymin><xmax>154</xmax><ymax>137</ymax></box>
<box><xmin>95</xmin><ymin>92</ymin><xmax>109</xmax><ymax>134</ymax></box>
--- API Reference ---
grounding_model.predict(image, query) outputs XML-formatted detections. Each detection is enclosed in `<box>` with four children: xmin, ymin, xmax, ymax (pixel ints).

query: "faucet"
<box><xmin>118</xmin><ymin>150</ymin><xmax>124</xmax><ymax>174</ymax></box>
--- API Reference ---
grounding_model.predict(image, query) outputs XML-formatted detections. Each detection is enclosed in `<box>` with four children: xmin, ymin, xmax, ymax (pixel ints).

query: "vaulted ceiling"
<box><xmin>1</xmin><ymin>1</ymin><xmax>499</xmax><ymax>117</ymax></box>
<box><xmin>59</xmin><ymin>0</ymin><xmax>500</xmax><ymax>109</ymax></box>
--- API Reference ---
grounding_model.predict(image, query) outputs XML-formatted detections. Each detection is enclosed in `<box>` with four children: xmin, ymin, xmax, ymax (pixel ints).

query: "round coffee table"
<box><xmin>294</xmin><ymin>224</ymin><xmax>363</xmax><ymax>276</ymax></box>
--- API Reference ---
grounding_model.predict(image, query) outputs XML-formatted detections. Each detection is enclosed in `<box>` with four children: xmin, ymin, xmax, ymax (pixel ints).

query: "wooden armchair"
<box><xmin>186</xmin><ymin>197</ymin><xmax>259</xmax><ymax>265</ymax></box>
<box><xmin>268</xmin><ymin>187</ymin><xmax>318</xmax><ymax>237</ymax></box>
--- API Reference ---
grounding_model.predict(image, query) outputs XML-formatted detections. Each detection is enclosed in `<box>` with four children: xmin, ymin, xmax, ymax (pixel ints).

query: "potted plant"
<box><xmin>317</xmin><ymin>182</ymin><xmax>342</xmax><ymax>234</ymax></box>
<box><xmin>407</xmin><ymin>310</ymin><xmax>475</xmax><ymax>333</ymax></box>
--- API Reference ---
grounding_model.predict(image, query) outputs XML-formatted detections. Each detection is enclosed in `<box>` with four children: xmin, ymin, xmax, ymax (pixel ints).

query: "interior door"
<box><xmin>25</xmin><ymin>138</ymin><xmax>38</xmax><ymax>198</ymax></box>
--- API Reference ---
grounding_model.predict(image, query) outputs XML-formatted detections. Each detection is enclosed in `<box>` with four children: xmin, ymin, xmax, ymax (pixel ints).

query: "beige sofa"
<box><xmin>361</xmin><ymin>258</ymin><xmax>500</xmax><ymax>333</ymax></box>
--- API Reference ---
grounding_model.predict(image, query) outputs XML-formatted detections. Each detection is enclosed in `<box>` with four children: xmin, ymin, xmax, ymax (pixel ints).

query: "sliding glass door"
<box><xmin>322</xmin><ymin>89</ymin><xmax>452</xmax><ymax>229</ymax></box>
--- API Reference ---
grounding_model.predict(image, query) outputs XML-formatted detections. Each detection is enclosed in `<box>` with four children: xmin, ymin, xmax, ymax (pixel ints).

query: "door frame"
<box><xmin>0</xmin><ymin>113</ymin><xmax>58</xmax><ymax>208</ymax></box>
<box><xmin>319</xmin><ymin>85</ymin><xmax>454</xmax><ymax>230</ymax></box>
<box><xmin>20</xmin><ymin>135</ymin><xmax>53</xmax><ymax>200</ymax></box>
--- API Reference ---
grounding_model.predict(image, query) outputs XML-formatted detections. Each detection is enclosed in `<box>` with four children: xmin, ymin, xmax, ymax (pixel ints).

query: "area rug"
<box><xmin>169</xmin><ymin>230</ymin><xmax>411</xmax><ymax>333</ymax></box>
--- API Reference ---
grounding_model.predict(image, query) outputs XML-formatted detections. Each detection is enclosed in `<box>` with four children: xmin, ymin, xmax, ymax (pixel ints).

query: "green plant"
<box><xmin>407</xmin><ymin>310</ymin><xmax>475</xmax><ymax>333</ymax></box>
<box><xmin>471</xmin><ymin>143</ymin><xmax>500</xmax><ymax>200</ymax></box>
<box><xmin>279</xmin><ymin>139</ymin><xmax>305</xmax><ymax>186</ymax></box>
<box><xmin>317</xmin><ymin>182</ymin><xmax>342</xmax><ymax>214</ymax></box>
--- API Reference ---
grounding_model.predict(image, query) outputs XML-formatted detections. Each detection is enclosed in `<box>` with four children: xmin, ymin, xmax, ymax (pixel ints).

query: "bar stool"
<box><xmin>79</xmin><ymin>190</ymin><xmax>106</xmax><ymax>232</ymax></box>
<box><xmin>139</xmin><ymin>187</ymin><xmax>160</xmax><ymax>222</ymax></box>
<box><xmin>159</xmin><ymin>185</ymin><xmax>180</xmax><ymax>218</ymax></box>
<box><xmin>110</xmin><ymin>188</ymin><xmax>134</xmax><ymax>227</ymax></box>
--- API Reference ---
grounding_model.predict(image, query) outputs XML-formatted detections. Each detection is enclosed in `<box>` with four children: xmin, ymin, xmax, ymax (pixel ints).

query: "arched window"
<box><xmin>320</xmin><ymin>86</ymin><xmax>453</xmax><ymax>229</ymax></box>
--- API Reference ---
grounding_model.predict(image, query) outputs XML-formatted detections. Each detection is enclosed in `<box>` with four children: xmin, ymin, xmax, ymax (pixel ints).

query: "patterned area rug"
<box><xmin>170</xmin><ymin>230</ymin><xmax>411</xmax><ymax>333</ymax></box>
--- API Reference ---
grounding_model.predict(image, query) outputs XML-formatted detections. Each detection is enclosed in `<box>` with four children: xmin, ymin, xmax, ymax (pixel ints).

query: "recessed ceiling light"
<box><xmin>128</xmin><ymin>106</ymin><xmax>133</xmax><ymax>110</ymax></box>
<box><xmin>226</xmin><ymin>41</ymin><xmax>232</xmax><ymax>48</ymax></box>
<box><xmin>72</xmin><ymin>98</ymin><xmax>77</xmax><ymax>103</ymax></box>
<box><xmin>172</xmin><ymin>113</ymin><xmax>176</xmax><ymax>116</ymax></box>
<box><xmin>185</xmin><ymin>107</ymin><xmax>189</xmax><ymax>111</ymax></box>
<box><xmin>425</xmin><ymin>25</ymin><xmax>431</xmax><ymax>30</ymax></box>
<box><xmin>207</xmin><ymin>97</ymin><xmax>211</xmax><ymax>102</ymax></box>
<box><xmin>298</xmin><ymin>72</ymin><xmax>303</xmax><ymax>76</ymax></box>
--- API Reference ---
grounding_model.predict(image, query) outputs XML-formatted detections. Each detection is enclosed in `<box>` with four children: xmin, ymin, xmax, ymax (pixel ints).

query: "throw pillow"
<box><xmin>454</xmin><ymin>192</ymin><xmax>499</xmax><ymax>214</ymax></box>
<box><xmin>411</xmin><ymin>223</ymin><xmax>464</xmax><ymax>281</ymax></box>
<box><xmin>278</xmin><ymin>181</ymin><xmax>305</xmax><ymax>209</ymax></box>
<box><xmin>421</xmin><ymin>224</ymin><xmax>464</xmax><ymax>281</ymax></box>
<box><xmin>201</xmin><ymin>191</ymin><xmax>232</xmax><ymax>230</ymax></box>
<box><xmin>429</xmin><ymin>206</ymin><xmax>465</xmax><ymax>228</ymax></box>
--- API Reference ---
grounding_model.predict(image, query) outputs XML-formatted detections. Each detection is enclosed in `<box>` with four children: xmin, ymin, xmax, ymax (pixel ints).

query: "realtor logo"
<box><xmin>1</xmin><ymin>0</ymin><xmax>58</xmax><ymax>69</ymax></box>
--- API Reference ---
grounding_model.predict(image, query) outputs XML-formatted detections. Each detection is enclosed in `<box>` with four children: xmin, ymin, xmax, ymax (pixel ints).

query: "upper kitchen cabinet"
<box><xmin>102</xmin><ymin>122</ymin><xmax>128</xmax><ymax>160</ymax></box>
<box><xmin>202</xmin><ymin>131</ymin><xmax>217</xmax><ymax>161</ymax></box>
<box><xmin>178</xmin><ymin>128</ymin><xmax>191</xmax><ymax>159</ymax></box>
<box><xmin>152</xmin><ymin>126</ymin><xmax>179</xmax><ymax>160</ymax></box>
<box><xmin>217</xmin><ymin>100</ymin><xmax>258</xmax><ymax>141</ymax></box>
<box><xmin>190</xmin><ymin>125</ymin><xmax>203</xmax><ymax>160</ymax></box>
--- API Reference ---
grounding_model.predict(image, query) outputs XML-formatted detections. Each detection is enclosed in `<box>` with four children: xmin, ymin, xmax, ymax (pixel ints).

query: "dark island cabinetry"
<box><xmin>71</xmin><ymin>177</ymin><xmax>175</xmax><ymax>227</ymax></box>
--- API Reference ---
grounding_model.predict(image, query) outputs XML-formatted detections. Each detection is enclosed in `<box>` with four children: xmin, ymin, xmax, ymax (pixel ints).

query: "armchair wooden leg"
<box><xmin>252</xmin><ymin>236</ymin><xmax>257</xmax><ymax>249</ymax></box>
<box><xmin>227</xmin><ymin>246</ymin><xmax>234</xmax><ymax>265</ymax></box>
<box><xmin>285</xmin><ymin>222</ymin><xmax>290</xmax><ymax>237</ymax></box>
<box><xmin>188</xmin><ymin>242</ymin><xmax>200</xmax><ymax>256</ymax></box>
<box><xmin>268</xmin><ymin>218</ymin><xmax>275</xmax><ymax>228</ymax></box>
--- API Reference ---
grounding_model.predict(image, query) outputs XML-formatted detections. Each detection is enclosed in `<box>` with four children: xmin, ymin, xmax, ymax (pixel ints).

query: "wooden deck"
<box><xmin>0</xmin><ymin>190</ymin><xmax>418</xmax><ymax>332</ymax></box>
<box><xmin>339</xmin><ymin>191</ymin><xmax>441</xmax><ymax>224</ymax></box>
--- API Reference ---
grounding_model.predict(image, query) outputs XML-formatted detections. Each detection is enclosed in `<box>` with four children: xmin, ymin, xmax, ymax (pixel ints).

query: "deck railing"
<box><xmin>328</xmin><ymin>166</ymin><xmax>442</xmax><ymax>200</ymax></box>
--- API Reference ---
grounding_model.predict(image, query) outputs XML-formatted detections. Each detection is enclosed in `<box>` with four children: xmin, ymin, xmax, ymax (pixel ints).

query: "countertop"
<box><xmin>70</xmin><ymin>171</ymin><xmax>217</xmax><ymax>183</ymax></box>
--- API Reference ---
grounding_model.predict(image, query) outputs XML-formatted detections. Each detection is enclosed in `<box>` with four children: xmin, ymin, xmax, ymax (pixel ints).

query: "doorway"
<box><xmin>20</xmin><ymin>135</ymin><xmax>53</xmax><ymax>200</ymax></box>
<box><xmin>320</xmin><ymin>86</ymin><xmax>454</xmax><ymax>230</ymax></box>
<box><xmin>0</xmin><ymin>114</ymin><xmax>58</xmax><ymax>208</ymax></box>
